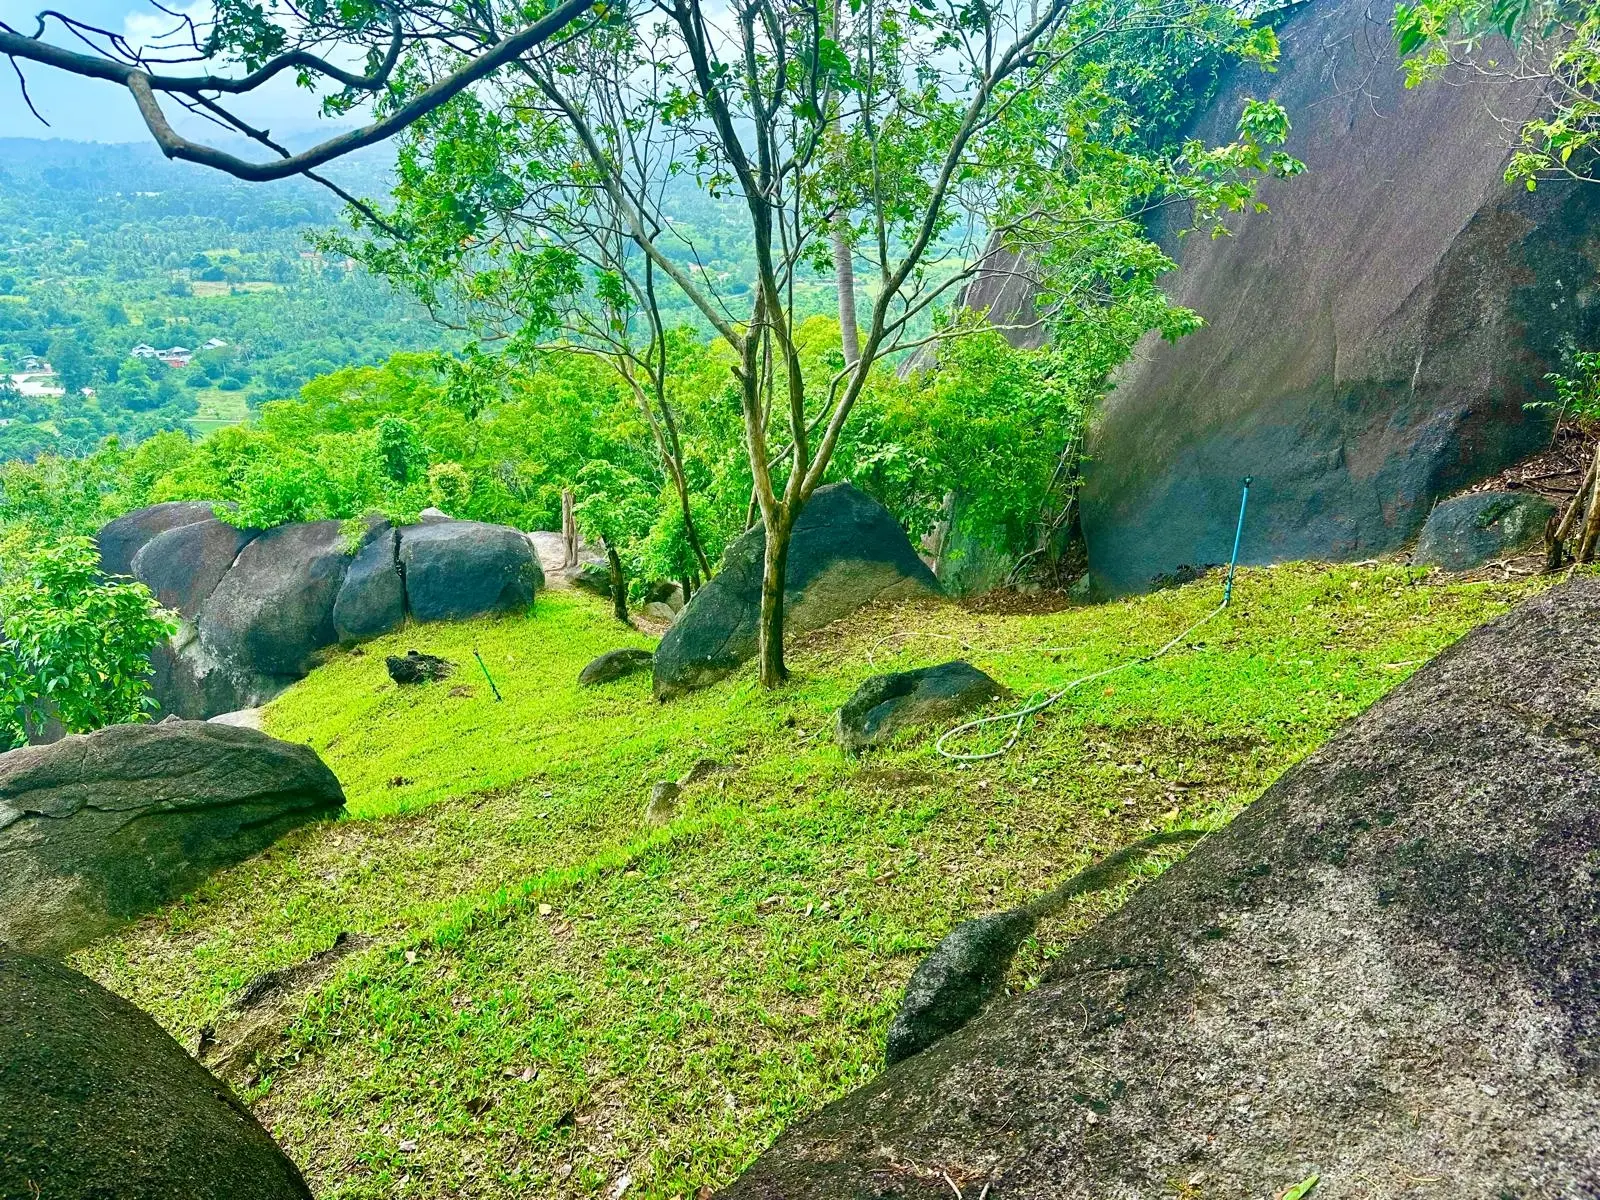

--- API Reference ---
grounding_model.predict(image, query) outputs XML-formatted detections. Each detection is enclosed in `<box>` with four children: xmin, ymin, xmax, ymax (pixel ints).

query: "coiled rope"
<box><xmin>935</xmin><ymin>477</ymin><xmax>1253</xmax><ymax>763</ymax></box>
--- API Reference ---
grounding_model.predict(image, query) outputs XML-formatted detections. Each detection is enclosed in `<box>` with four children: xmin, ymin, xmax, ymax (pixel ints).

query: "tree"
<box><xmin>0</xmin><ymin>534</ymin><xmax>175</xmax><ymax>748</ymax></box>
<box><xmin>573</xmin><ymin>460</ymin><xmax>656</xmax><ymax>623</ymax></box>
<box><xmin>345</xmin><ymin>0</ymin><xmax>1295</xmax><ymax>687</ymax></box>
<box><xmin>1394</xmin><ymin>0</ymin><xmax>1600</xmax><ymax>187</ymax></box>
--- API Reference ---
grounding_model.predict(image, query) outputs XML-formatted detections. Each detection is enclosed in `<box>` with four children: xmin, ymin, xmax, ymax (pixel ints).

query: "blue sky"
<box><xmin>0</xmin><ymin>0</ymin><xmax>337</xmax><ymax>142</ymax></box>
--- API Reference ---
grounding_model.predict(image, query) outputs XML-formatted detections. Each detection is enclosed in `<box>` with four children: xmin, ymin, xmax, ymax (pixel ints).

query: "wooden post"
<box><xmin>561</xmin><ymin>489</ymin><xmax>577</xmax><ymax>568</ymax></box>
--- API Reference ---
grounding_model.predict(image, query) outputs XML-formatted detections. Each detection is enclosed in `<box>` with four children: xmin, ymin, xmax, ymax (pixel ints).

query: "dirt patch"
<box><xmin>197</xmin><ymin>932</ymin><xmax>375</xmax><ymax>1082</ymax></box>
<box><xmin>960</xmin><ymin>587</ymin><xmax>1077</xmax><ymax>615</ymax></box>
<box><xmin>1466</xmin><ymin>419</ymin><xmax>1596</xmax><ymax>504</ymax></box>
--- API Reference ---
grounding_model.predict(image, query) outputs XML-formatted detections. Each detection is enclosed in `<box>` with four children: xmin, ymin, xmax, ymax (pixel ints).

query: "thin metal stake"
<box><xmin>1223</xmin><ymin>476</ymin><xmax>1252</xmax><ymax>607</ymax></box>
<box><xmin>473</xmin><ymin>649</ymin><xmax>503</xmax><ymax>702</ymax></box>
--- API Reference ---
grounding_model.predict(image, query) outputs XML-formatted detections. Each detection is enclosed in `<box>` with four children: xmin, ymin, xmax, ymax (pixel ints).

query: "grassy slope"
<box><xmin>74</xmin><ymin>563</ymin><xmax>1546</xmax><ymax>1199</ymax></box>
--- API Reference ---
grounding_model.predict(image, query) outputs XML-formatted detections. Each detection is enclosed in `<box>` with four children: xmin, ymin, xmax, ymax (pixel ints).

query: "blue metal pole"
<box><xmin>1223</xmin><ymin>476</ymin><xmax>1252</xmax><ymax>607</ymax></box>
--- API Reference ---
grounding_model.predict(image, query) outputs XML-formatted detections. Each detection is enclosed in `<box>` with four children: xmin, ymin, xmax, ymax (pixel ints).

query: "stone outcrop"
<box><xmin>1073</xmin><ymin>0</ymin><xmax>1600</xmax><ymax>594</ymax></box>
<box><xmin>653</xmin><ymin>484</ymin><xmax>940</xmax><ymax>698</ymax></box>
<box><xmin>579</xmin><ymin>648</ymin><xmax>655</xmax><ymax>687</ymax></box>
<box><xmin>725</xmin><ymin>578</ymin><xmax>1600</xmax><ymax>1197</ymax></box>
<box><xmin>0</xmin><ymin>948</ymin><xmax>314</xmax><ymax>1199</ymax></box>
<box><xmin>1414</xmin><ymin>489</ymin><xmax>1556</xmax><ymax>571</ymax></box>
<box><xmin>100</xmin><ymin>505</ymin><xmax>543</xmax><ymax>718</ymax></box>
<box><xmin>0</xmin><ymin>720</ymin><xmax>344</xmax><ymax>956</ymax></box>
<box><xmin>835</xmin><ymin>661</ymin><xmax>1008</xmax><ymax>755</ymax></box>
<box><xmin>94</xmin><ymin>500</ymin><xmax>216</xmax><ymax>579</ymax></box>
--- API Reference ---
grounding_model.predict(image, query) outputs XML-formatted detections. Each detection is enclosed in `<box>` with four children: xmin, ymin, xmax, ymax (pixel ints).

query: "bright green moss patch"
<box><xmin>74</xmin><ymin>563</ymin><xmax>1550</xmax><ymax>1199</ymax></box>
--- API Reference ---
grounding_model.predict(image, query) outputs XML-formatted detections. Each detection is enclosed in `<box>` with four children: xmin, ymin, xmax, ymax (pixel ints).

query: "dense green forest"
<box><xmin>0</xmin><ymin>138</ymin><xmax>451</xmax><ymax>460</ymax></box>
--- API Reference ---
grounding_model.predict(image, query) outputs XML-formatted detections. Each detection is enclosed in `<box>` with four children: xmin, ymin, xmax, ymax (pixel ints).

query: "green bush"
<box><xmin>0</xmin><ymin>533</ymin><xmax>175</xmax><ymax>748</ymax></box>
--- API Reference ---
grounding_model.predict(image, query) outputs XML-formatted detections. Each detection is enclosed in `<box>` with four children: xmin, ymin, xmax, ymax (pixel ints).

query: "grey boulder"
<box><xmin>0</xmin><ymin>948</ymin><xmax>313</xmax><ymax>1199</ymax></box>
<box><xmin>0</xmin><ymin>720</ymin><xmax>344</xmax><ymax>957</ymax></box>
<box><xmin>655</xmin><ymin>483</ymin><xmax>939</xmax><ymax>698</ymax></box>
<box><xmin>579</xmin><ymin>648</ymin><xmax>655</xmax><ymax>687</ymax></box>
<box><xmin>1414</xmin><ymin>489</ymin><xmax>1556</xmax><ymax>571</ymax></box>
<box><xmin>333</xmin><ymin>526</ymin><xmax>405</xmax><ymax>643</ymax></box>
<box><xmin>835</xmin><ymin>660</ymin><xmax>1007</xmax><ymax>755</ymax></box>
<box><xmin>95</xmin><ymin>500</ymin><xmax>215</xmax><ymax>579</ymax></box>
<box><xmin>400</xmin><ymin>520</ymin><xmax>543</xmax><ymax>622</ymax></box>
<box><xmin>200</xmin><ymin>519</ymin><xmax>379</xmax><ymax>679</ymax></box>
<box><xmin>130</xmin><ymin>516</ymin><xmax>259</xmax><ymax>618</ymax></box>
<box><xmin>725</xmin><ymin>578</ymin><xmax>1600</xmax><ymax>1197</ymax></box>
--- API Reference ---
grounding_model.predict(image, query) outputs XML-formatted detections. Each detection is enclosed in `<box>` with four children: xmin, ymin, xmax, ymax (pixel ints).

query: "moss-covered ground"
<box><xmin>74</xmin><ymin>562</ymin><xmax>1548</xmax><ymax>1199</ymax></box>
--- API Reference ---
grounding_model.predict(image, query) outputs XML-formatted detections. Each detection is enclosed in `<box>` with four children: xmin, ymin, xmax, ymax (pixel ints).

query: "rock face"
<box><xmin>201</xmin><ymin>520</ymin><xmax>373</xmax><ymax>680</ymax></box>
<box><xmin>654</xmin><ymin>484</ymin><xmax>939</xmax><ymax>698</ymax></box>
<box><xmin>101</xmin><ymin>506</ymin><xmax>543</xmax><ymax>718</ymax></box>
<box><xmin>131</xmin><ymin>517</ymin><xmax>260</xmax><ymax>618</ymax></box>
<box><xmin>0</xmin><ymin>720</ymin><xmax>344</xmax><ymax>957</ymax></box>
<box><xmin>579</xmin><ymin>648</ymin><xmax>655</xmax><ymax>687</ymax></box>
<box><xmin>1414</xmin><ymin>489</ymin><xmax>1556</xmax><ymax>571</ymax></box>
<box><xmin>725</xmin><ymin>579</ymin><xmax>1600</xmax><ymax>1197</ymax></box>
<box><xmin>1077</xmin><ymin>0</ymin><xmax>1600</xmax><ymax>595</ymax></box>
<box><xmin>94</xmin><ymin>500</ymin><xmax>216</xmax><ymax>578</ymax></box>
<box><xmin>0</xmin><ymin>948</ymin><xmax>314</xmax><ymax>1199</ymax></box>
<box><xmin>399</xmin><ymin>521</ymin><xmax>542</xmax><ymax>622</ymax></box>
<box><xmin>835</xmin><ymin>661</ymin><xmax>1008</xmax><ymax>755</ymax></box>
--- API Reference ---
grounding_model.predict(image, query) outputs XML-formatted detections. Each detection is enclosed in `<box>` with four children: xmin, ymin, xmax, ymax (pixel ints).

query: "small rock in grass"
<box><xmin>835</xmin><ymin>661</ymin><xmax>1009</xmax><ymax>756</ymax></box>
<box><xmin>677</xmin><ymin>758</ymin><xmax>719</xmax><ymax>787</ymax></box>
<box><xmin>884</xmin><ymin>909</ymin><xmax>1037</xmax><ymax>1066</ymax></box>
<box><xmin>579</xmin><ymin>648</ymin><xmax>654</xmax><ymax>687</ymax></box>
<box><xmin>386</xmin><ymin>650</ymin><xmax>453</xmax><ymax>685</ymax></box>
<box><xmin>644</xmin><ymin>781</ymin><xmax>680</xmax><ymax>826</ymax></box>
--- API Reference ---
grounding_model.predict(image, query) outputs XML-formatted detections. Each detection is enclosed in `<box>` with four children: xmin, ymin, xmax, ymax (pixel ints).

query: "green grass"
<box><xmin>188</xmin><ymin>384</ymin><xmax>256</xmax><ymax>435</ymax></box>
<box><xmin>72</xmin><ymin>562</ymin><xmax>1549</xmax><ymax>1199</ymax></box>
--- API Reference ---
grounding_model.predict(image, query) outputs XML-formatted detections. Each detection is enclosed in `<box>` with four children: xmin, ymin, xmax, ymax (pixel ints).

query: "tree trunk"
<box><xmin>561</xmin><ymin>489</ymin><xmax>578</xmax><ymax>568</ymax></box>
<box><xmin>679</xmin><ymin>573</ymin><xmax>693</xmax><ymax>604</ymax></box>
<box><xmin>833</xmin><ymin>216</ymin><xmax>860</xmax><ymax>367</ymax></box>
<box><xmin>605</xmin><ymin>542</ymin><xmax>629</xmax><ymax>624</ymax></box>
<box><xmin>757</xmin><ymin>514</ymin><xmax>793</xmax><ymax>687</ymax></box>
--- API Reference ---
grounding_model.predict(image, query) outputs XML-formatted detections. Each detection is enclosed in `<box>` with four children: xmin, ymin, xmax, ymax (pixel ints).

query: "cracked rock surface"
<box><xmin>723</xmin><ymin>578</ymin><xmax>1600</xmax><ymax>1198</ymax></box>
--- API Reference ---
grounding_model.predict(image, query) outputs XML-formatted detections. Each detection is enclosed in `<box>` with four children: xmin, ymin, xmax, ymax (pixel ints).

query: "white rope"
<box><xmin>933</xmin><ymin>600</ymin><xmax>1229</xmax><ymax>762</ymax></box>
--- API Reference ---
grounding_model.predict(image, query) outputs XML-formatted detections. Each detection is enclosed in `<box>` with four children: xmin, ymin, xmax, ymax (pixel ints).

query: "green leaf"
<box><xmin>1281</xmin><ymin>1175</ymin><xmax>1320</xmax><ymax>1200</ymax></box>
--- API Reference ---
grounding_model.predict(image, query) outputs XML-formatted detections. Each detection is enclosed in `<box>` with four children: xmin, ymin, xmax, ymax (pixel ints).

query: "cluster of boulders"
<box><xmin>98</xmin><ymin>503</ymin><xmax>542</xmax><ymax>718</ymax></box>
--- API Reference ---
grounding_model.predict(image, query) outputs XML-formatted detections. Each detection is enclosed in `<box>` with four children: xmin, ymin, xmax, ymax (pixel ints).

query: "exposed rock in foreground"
<box><xmin>100</xmin><ymin>505</ymin><xmax>543</xmax><ymax>718</ymax></box>
<box><xmin>0</xmin><ymin>721</ymin><xmax>344</xmax><ymax>957</ymax></box>
<box><xmin>724</xmin><ymin>579</ymin><xmax>1600</xmax><ymax>1197</ymax></box>
<box><xmin>654</xmin><ymin>484</ymin><xmax>939</xmax><ymax>698</ymax></box>
<box><xmin>0</xmin><ymin>948</ymin><xmax>314</xmax><ymax>1199</ymax></box>
<box><xmin>1077</xmin><ymin>0</ymin><xmax>1600</xmax><ymax>594</ymax></box>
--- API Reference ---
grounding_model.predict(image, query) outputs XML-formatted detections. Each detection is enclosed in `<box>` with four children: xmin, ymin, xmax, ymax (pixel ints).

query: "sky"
<box><xmin>0</xmin><ymin>0</ymin><xmax>345</xmax><ymax>143</ymax></box>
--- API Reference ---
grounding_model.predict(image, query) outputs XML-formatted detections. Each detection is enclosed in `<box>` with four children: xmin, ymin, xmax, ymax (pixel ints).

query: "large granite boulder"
<box><xmin>94</xmin><ymin>500</ymin><xmax>215</xmax><ymax>579</ymax></box>
<box><xmin>0</xmin><ymin>948</ymin><xmax>314</xmax><ymax>1199</ymax></box>
<box><xmin>333</xmin><ymin>526</ymin><xmax>405</xmax><ymax>643</ymax></box>
<box><xmin>199</xmin><ymin>519</ymin><xmax>378</xmax><ymax>680</ymax></box>
<box><xmin>399</xmin><ymin>520</ymin><xmax>543</xmax><ymax>622</ymax></box>
<box><xmin>1074</xmin><ymin>0</ymin><xmax>1600</xmax><ymax>595</ymax></box>
<box><xmin>130</xmin><ymin>516</ymin><xmax>259</xmax><ymax>618</ymax></box>
<box><xmin>835</xmin><ymin>661</ymin><xmax>1009</xmax><ymax>755</ymax></box>
<box><xmin>0</xmin><ymin>720</ymin><xmax>344</xmax><ymax>957</ymax></box>
<box><xmin>106</xmin><ymin>505</ymin><xmax>546</xmax><ymax>718</ymax></box>
<box><xmin>725</xmin><ymin>579</ymin><xmax>1600</xmax><ymax>1197</ymax></box>
<box><xmin>1414</xmin><ymin>489</ymin><xmax>1556</xmax><ymax>571</ymax></box>
<box><xmin>654</xmin><ymin>484</ymin><xmax>939</xmax><ymax>698</ymax></box>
